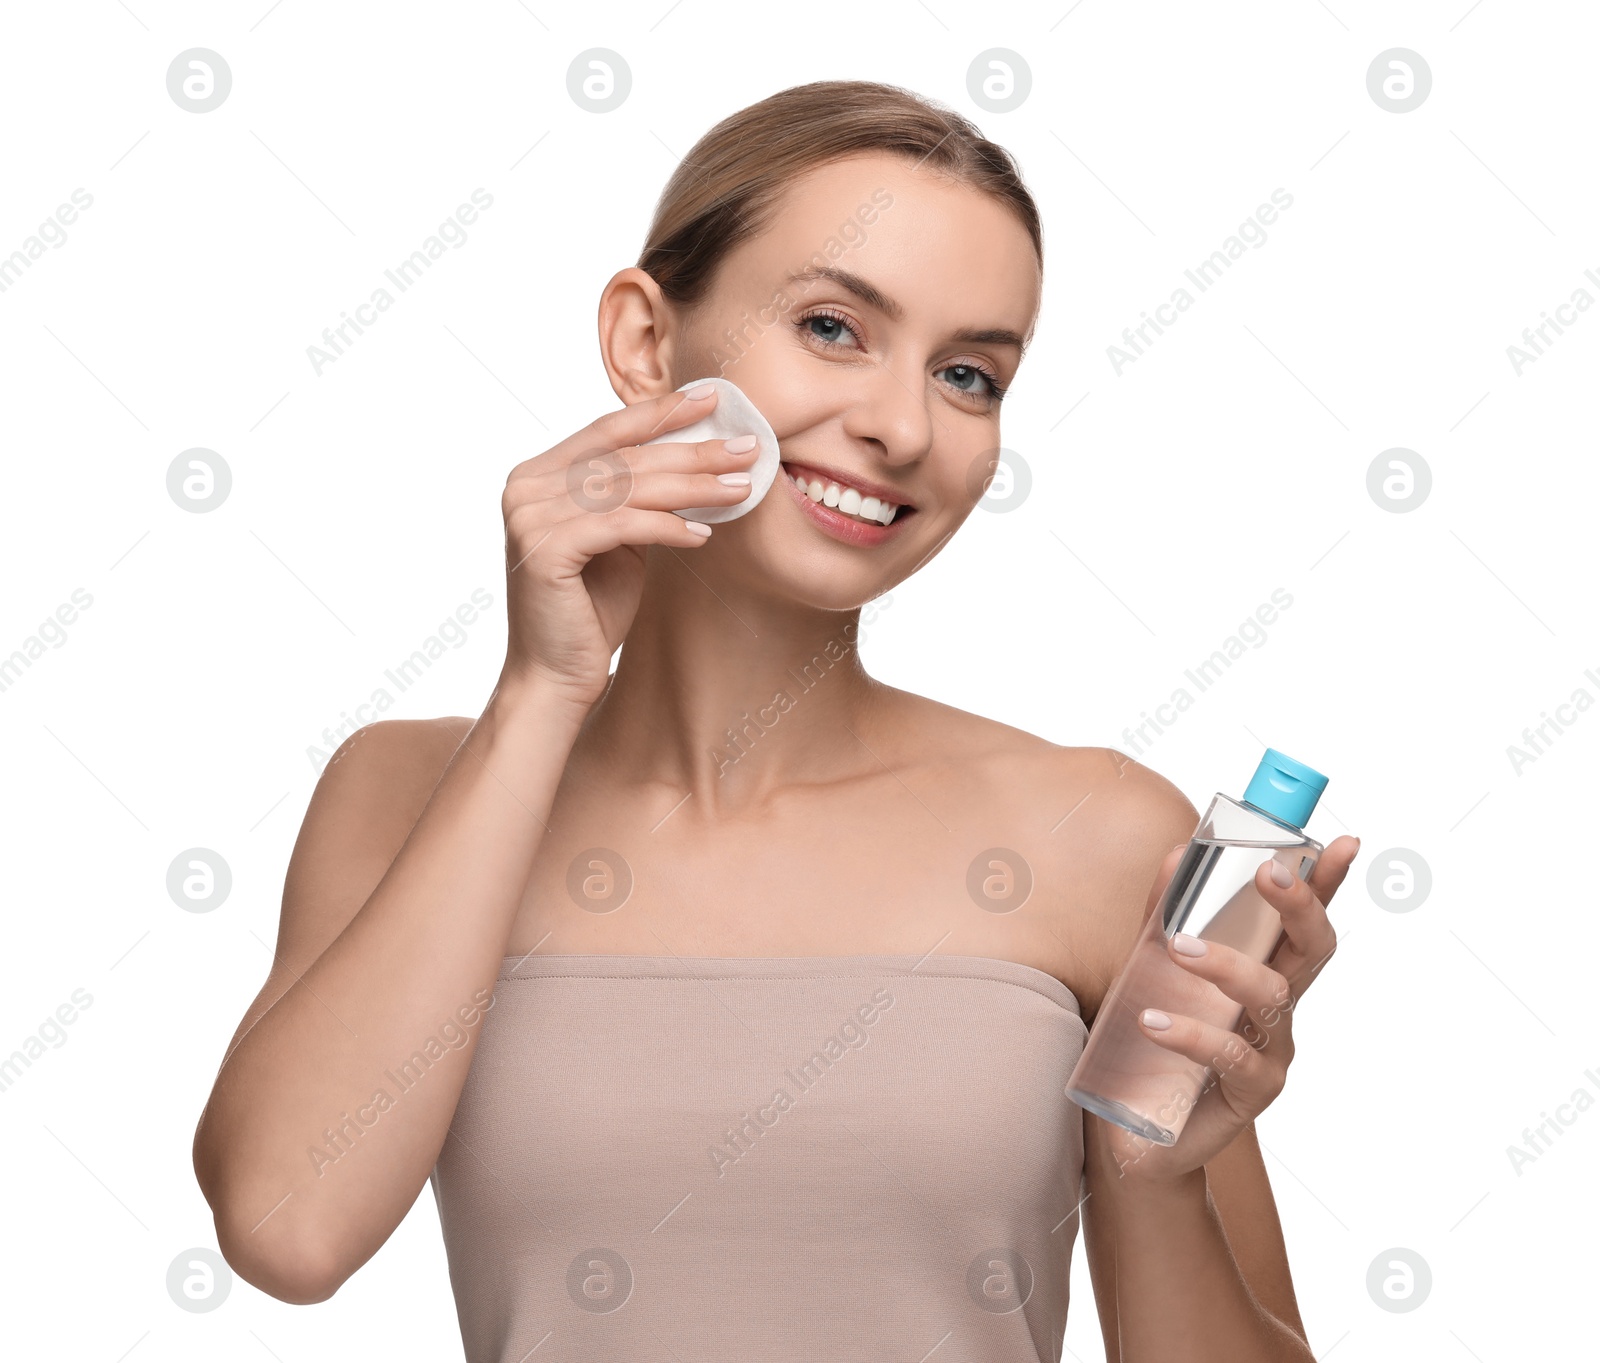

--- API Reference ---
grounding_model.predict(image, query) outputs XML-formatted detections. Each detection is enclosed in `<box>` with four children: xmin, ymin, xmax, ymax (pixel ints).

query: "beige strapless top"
<box><xmin>429</xmin><ymin>952</ymin><xmax>1089</xmax><ymax>1362</ymax></box>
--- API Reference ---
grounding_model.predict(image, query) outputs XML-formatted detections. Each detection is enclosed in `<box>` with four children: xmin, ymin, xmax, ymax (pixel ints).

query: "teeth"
<box><xmin>787</xmin><ymin>465</ymin><xmax>902</xmax><ymax>525</ymax></box>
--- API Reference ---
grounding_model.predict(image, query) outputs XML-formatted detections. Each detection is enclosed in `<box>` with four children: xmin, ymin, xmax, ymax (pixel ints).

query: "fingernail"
<box><xmin>685</xmin><ymin>383</ymin><xmax>716</xmax><ymax>400</ymax></box>
<box><xmin>724</xmin><ymin>434</ymin><xmax>757</xmax><ymax>453</ymax></box>
<box><xmin>1267</xmin><ymin>859</ymin><xmax>1294</xmax><ymax>888</ymax></box>
<box><xmin>685</xmin><ymin>519</ymin><xmax>712</xmax><ymax>536</ymax></box>
<box><xmin>1141</xmin><ymin>1009</ymin><xmax>1172</xmax><ymax>1030</ymax></box>
<box><xmin>717</xmin><ymin>472</ymin><xmax>751</xmax><ymax>485</ymax></box>
<box><xmin>1171</xmin><ymin>932</ymin><xmax>1207</xmax><ymax>957</ymax></box>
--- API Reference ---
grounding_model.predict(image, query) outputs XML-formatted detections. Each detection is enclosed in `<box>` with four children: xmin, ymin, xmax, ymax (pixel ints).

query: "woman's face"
<box><xmin>670</xmin><ymin>150</ymin><xmax>1042</xmax><ymax>610</ymax></box>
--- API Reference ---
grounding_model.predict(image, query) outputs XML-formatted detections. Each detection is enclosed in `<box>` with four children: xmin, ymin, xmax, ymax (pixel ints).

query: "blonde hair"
<box><xmin>637</xmin><ymin>79</ymin><xmax>1043</xmax><ymax>317</ymax></box>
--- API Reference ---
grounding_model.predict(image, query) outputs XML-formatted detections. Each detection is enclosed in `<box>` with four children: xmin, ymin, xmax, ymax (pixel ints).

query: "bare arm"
<box><xmin>191</xmin><ymin>679</ymin><xmax>591</xmax><ymax>1302</ymax></box>
<box><xmin>190</xmin><ymin>385</ymin><xmax>755</xmax><ymax>1302</ymax></box>
<box><xmin>1074</xmin><ymin>752</ymin><xmax>1315</xmax><ymax>1362</ymax></box>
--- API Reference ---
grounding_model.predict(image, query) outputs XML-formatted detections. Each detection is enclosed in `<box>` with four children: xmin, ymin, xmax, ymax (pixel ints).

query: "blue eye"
<box><xmin>805</xmin><ymin>313</ymin><xmax>856</xmax><ymax>346</ymax></box>
<box><xmin>941</xmin><ymin>363</ymin><xmax>1007</xmax><ymax>402</ymax></box>
<box><xmin>796</xmin><ymin>309</ymin><xmax>1007</xmax><ymax>403</ymax></box>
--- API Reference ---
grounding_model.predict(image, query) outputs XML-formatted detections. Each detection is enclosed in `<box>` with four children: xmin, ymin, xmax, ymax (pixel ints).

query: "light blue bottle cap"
<box><xmin>1241</xmin><ymin>748</ymin><xmax>1328</xmax><ymax>829</ymax></box>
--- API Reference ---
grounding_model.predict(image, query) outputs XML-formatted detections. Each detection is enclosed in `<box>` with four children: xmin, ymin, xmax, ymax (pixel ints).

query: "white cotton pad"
<box><xmin>643</xmin><ymin>376</ymin><xmax>781</xmax><ymax>524</ymax></box>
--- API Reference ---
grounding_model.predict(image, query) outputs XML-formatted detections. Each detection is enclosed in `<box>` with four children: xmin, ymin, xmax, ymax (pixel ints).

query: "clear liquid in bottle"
<box><xmin>1064</xmin><ymin>748</ymin><xmax>1327</xmax><ymax>1148</ymax></box>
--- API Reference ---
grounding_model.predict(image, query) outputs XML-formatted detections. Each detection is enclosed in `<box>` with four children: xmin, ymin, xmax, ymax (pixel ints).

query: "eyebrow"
<box><xmin>783</xmin><ymin>265</ymin><xmax>1027</xmax><ymax>350</ymax></box>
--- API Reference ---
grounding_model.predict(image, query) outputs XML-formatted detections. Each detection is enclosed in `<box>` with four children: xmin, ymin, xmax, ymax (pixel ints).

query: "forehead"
<box><xmin>719</xmin><ymin>152</ymin><xmax>1040</xmax><ymax>333</ymax></box>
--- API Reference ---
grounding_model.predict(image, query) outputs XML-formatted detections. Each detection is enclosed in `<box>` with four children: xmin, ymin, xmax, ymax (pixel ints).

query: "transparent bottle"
<box><xmin>1065</xmin><ymin>748</ymin><xmax>1328</xmax><ymax>1147</ymax></box>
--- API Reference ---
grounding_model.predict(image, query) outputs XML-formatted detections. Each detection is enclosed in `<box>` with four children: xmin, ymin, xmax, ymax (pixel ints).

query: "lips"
<box><xmin>777</xmin><ymin>461</ymin><xmax>918</xmax><ymax>546</ymax></box>
<box><xmin>779</xmin><ymin>462</ymin><xmax>916</xmax><ymax>528</ymax></box>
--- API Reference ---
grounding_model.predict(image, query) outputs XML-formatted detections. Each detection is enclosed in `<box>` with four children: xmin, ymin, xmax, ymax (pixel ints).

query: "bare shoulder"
<box><xmin>884</xmin><ymin>684</ymin><xmax>1197</xmax><ymax>838</ymax></box>
<box><xmin>875</xmin><ymin>685</ymin><xmax>1063</xmax><ymax>767</ymax></box>
<box><xmin>1037</xmin><ymin>746</ymin><xmax>1199</xmax><ymax>1021</ymax></box>
<box><xmin>888</xmin><ymin>688</ymin><xmax>1200</xmax><ymax>1016</ymax></box>
<box><xmin>226</xmin><ymin>716</ymin><xmax>475</xmax><ymax>1049</ymax></box>
<box><xmin>286</xmin><ymin>715</ymin><xmax>475</xmax><ymax>925</ymax></box>
<box><xmin>297</xmin><ymin>716</ymin><xmax>472</xmax><ymax>861</ymax></box>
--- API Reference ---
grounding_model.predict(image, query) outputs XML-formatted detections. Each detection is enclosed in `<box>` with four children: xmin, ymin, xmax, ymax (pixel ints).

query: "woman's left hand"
<box><xmin>1101</xmin><ymin>833</ymin><xmax>1361</xmax><ymax>1185</ymax></box>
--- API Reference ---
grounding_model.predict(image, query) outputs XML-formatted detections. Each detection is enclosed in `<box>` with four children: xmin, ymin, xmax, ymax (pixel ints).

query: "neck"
<box><xmin>573</xmin><ymin>548</ymin><xmax>891</xmax><ymax>820</ymax></box>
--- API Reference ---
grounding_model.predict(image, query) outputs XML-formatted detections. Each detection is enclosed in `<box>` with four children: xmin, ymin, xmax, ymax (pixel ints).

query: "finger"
<box><xmin>1168</xmin><ymin>935</ymin><xmax>1297</xmax><ymax>1019</ymax></box>
<box><xmin>1252</xmin><ymin>855</ymin><xmax>1338</xmax><ymax>988</ymax></box>
<box><xmin>509</xmin><ymin>459</ymin><xmax>756</xmax><ymax>521</ymax></box>
<box><xmin>1139</xmin><ymin>1008</ymin><xmax>1285</xmax><ymax>1106</ymax></box>
<box><xmin>505</xmin><ymin>436</ymin><xmax>753</xmax><ymax>511</ymax></box>
<box><xmin>1306</xmin><ymin>834</ymin><xmax>1360</xmax><ymax>911</ymax></box>
<box><xmin>532</xmin><ymin>504</ymin><xmax>718</xmax><ymax>565</ymax></box>
<box><xmin>1167</xmin><ymin>935</ymin><xmax>1297</xmax><ymax>1056</ymax></box>
<box><xmin>619</xmin><ymin>467</ymin><xmax>761</xmax><ymax>515</ymax></box>
<box><xmin>613</xmin><ymin>434</ymin><xmax>762</xmax><ymax>468</ymax></box>
<box><xmin>508</xmin><ymin>385</ymin><xmax>721</xmax><ymax>483</ymax></box>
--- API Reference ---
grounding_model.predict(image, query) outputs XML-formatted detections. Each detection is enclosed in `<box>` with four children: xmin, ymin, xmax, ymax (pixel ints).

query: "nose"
<box><xmin>838</xmin><ymin>358</ymin><xmax>938</xmax><ymax>468</ymax></box>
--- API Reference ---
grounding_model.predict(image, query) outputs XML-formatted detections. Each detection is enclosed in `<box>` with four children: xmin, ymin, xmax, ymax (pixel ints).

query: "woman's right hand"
<box><xmin>497</xmin><ymin>384</ymin><xmax>759</xmax><ymax>709</ymax></box>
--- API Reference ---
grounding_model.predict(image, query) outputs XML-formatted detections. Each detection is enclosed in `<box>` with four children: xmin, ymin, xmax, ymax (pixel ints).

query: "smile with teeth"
<box><xmin>782</xmin><ymin>463</ymin><xmax>905</xmax><ymax>525</ymax></box>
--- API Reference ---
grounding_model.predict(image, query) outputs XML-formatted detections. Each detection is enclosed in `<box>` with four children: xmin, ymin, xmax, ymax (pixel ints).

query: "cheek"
<box><xmin>720</xmin><ymin>354</ymin><xmax>839</xmax><ymax>442</ymax></box>
<box><xmin>954</xmin><ymin>444</ymin><xmax>1007</xmax><ymax>508</ymax></box>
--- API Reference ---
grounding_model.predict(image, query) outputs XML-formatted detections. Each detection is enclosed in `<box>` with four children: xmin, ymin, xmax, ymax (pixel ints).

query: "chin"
<box><xmin>720</xmin><ymin>511</ymin><xmax>909</xmax><ymax>615</ymax></box>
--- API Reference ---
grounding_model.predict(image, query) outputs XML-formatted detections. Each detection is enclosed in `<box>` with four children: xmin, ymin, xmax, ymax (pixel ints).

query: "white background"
<box><xmin>1</xmin><ymin>1</ymin><xmax>1593</xmax><ymax>1359</ymax></box>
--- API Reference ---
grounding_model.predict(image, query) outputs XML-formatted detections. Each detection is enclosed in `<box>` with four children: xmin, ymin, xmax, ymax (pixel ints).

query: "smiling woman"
<box><xmin>192</xmin><ymin>77</ymin><xmax>1357</xmax><ymax>1363</ymax></box>
<box><xmin>593</xmin><ymin>107</ymin><xmax>1043</xmax><ymax>607</ymax></box>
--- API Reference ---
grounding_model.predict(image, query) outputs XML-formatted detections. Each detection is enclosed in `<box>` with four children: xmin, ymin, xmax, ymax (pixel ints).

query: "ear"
<box><xmin>597</xmin><ymin>267</ymin><xmax>680</xmax><ymax>404</ymax></box>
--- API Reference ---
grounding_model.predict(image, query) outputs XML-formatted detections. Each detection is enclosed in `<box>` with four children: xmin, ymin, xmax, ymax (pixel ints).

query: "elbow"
<box><xmin>193</xmin><ymin>1116</ymin><xmax>346</xmax><ymax>1304</ymax></box>
<box><xmin>214</xmin><ymin>1207</ymin><xmax>347</xmax><ymax>1305</ymax></box>
<box><xmin>258</xmin><ymin>1259</ymin><xmax>345</xmax><ymax>1307</ymax></box>
<box><xmin>249</xmin><ymin>1259</ymin><xmax>343</xmax><ymax>1307</ymax></box>
<box><xmin>195</xmin><ymin>1161</ymin><xmax>344</xmax><ymax>1304</ymax></box>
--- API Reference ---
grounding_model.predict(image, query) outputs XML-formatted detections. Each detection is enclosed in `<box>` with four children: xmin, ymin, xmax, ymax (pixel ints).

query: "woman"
<box><xmin>193</xmin><ymin>80</ymin><xmax>1358</xmax><ymax>1362</ymax></box>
